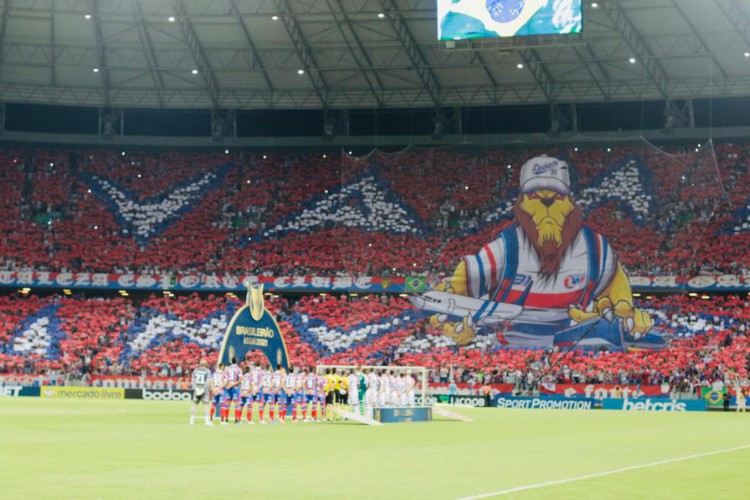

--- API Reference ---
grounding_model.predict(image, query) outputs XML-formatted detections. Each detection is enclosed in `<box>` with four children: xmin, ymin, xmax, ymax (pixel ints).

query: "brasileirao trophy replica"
<box><xmin>217</xmin><ymin>283</ymin><xmax>290</xmax><ymax>371</ymax></box>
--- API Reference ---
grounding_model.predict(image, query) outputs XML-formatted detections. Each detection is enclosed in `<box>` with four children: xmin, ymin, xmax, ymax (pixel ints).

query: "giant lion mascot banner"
<box><xmin>411</xmin><ymin>156</ymin><xmax>664</xmax><ymax>350</ymax></box>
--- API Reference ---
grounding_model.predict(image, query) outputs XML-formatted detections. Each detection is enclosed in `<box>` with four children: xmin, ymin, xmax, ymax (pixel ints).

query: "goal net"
<box><xmin>315</xmin><ymin>365</ymin><xmax>428</xmax><ymax>408</ymax></box>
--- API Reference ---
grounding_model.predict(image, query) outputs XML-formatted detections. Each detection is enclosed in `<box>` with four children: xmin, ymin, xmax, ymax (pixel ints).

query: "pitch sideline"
<box><xmin>456</xmin><ymin>443</ymin><xmax>750</xmax><ymax>499</ymax></box>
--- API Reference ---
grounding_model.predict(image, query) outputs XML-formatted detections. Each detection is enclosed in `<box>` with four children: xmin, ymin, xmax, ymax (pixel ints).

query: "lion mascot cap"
<box><xmin>519</xmin><ymin>157</ymin><xmax>570</xmax><ymax>195</ymax></box>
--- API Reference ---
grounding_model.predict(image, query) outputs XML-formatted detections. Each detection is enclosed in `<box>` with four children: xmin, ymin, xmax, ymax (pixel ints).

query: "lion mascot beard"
<box><xmin>514</xmin><ymin>195</ymin><xmax>584</xmax><ymax>279</ymax></box>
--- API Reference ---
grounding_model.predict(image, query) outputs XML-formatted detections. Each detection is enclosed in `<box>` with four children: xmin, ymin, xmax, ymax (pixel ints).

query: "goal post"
<box><xmin>314</xmin><ymin>365</ymin><xmax>471</xmax><ymax>424</ymax></box>
<box><xmin>315</xmin><ymin>365</ymin><xmax>429</xmax><ymax>407</ymax></box>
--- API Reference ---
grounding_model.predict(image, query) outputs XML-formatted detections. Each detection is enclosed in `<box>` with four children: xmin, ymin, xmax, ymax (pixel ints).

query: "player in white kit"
<box><xmin>364</xmin><ymin>369</ymin><xmax>378</xmax><ymax>419</ymax></box>
<box><xmin>347</xmin><ymin>370</ymin><xmax>359</xmax><ymax>412</ymax></box>
<box><xmin>394</xmin><ymin>373</ymin><xmax>407</xmax><ymax>407</ymax></box>
<box><xmin>405</xmin><ymin>370</ymin><xmax>416</xmax><ymax>407</ymax></box>
<box><xmin>378</xmin><ymin>370</ymin><xmax>390</xmax><ymax>408</ymax></box>
<box><xmin>391</xmin><ymin>370</ymin><xmax>401</xmax><ymax>406</ymax></box>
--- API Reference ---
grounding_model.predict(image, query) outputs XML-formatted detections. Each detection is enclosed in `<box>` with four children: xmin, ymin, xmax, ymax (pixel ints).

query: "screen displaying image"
<box><xmin>438</xmin><ymin>0</ymin><xmax>582</xmax><ymax>40</ymax></box>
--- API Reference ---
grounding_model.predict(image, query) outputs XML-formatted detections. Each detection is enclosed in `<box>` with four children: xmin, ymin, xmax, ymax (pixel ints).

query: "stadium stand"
<box><xmin>0</xmin><ymin>144</ymin><xmax>749</xmax><ymax>277</ymax></box>
<box><xmin>1</xmin><ymin>144</ymin><xmax>749</xmax><ymax>396</ymax></box>
<box><xmin>1</xmin><ymin>293</ymin><xmax>748</xmax><ymax>393</ymax></box>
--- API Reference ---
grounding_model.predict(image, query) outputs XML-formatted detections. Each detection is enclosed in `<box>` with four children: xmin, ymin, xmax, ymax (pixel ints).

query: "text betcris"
<box><xmin>623</xmin><ymin>398</ymin><xmax>687</xmax><ymax>412</ymax></box>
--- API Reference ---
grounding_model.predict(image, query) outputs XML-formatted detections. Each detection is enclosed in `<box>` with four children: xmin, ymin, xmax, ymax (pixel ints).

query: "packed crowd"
<box><xmin>1</xmin><ymin>143</ymin><xmax>749</xmax><ymax>397</ymax></box>
<box><xmin>0</xmin><ymin>143</ymin><xmax>748</xmax><ymax>278</ymax></box>
<box><xmin>1</xmin><ymin>292</ymin><xmax>748</xmax><ymax>395</ymax></box>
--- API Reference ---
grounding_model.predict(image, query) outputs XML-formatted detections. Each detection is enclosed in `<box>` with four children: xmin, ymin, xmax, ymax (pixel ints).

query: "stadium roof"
<box><xmin>0</xmin><ymin>0</ymin><xmax>749</xmax><ymax>110</ymax></box>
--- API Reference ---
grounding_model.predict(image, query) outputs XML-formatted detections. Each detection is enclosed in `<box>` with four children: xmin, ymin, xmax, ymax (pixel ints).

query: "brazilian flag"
<box><xmin>701</xmin><ymin>387</ymin><xmax>726</xmax><ymax>408</ymax></box>
<box><xmin>405</xmin><ymin>276</ymin><xmax>426</xmax><ymax>293</ymax></box>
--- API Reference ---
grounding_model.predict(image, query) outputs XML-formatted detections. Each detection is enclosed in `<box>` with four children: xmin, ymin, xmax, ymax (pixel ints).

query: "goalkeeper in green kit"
<box><xmin>357</xmin><ymin>368</ymin><xmax>367</xmax><ymax>415</ymax></box>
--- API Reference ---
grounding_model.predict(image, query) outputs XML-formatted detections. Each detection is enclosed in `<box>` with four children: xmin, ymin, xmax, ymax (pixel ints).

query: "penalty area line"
<box><xmin>456</xmin><ymin>443</ymin><xmax>750</xmax><ymax>500</ymax></box>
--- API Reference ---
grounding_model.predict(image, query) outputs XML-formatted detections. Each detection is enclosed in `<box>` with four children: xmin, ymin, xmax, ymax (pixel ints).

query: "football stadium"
<box><xmin>1</xmin><ymin>1</ymin><xmax>750</xmax><ymax>498</ymax></box>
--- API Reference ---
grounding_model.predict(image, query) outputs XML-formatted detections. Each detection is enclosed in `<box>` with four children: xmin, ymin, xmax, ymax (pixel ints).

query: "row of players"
<box><xmin>189</xmin><ymin>358</ymin><xmax>418</xmax><ymax>425</ymax></box>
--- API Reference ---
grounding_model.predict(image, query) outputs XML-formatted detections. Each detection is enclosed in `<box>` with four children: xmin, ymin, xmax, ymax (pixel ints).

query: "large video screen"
<box><xmin>438</xmin><ymin>0</ymin><xmax>582</xmax><ymax>40</ymax></box>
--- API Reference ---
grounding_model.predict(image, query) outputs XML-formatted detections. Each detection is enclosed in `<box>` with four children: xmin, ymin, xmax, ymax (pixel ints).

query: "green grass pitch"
<box><xmin>1</xmin><ymin>398</ymin><xmax>749</xmax><ymax>499</ymax></box>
